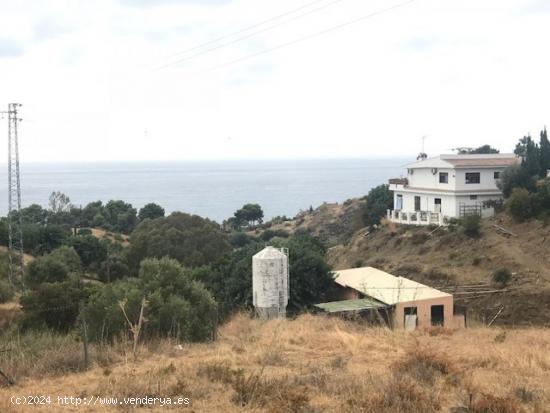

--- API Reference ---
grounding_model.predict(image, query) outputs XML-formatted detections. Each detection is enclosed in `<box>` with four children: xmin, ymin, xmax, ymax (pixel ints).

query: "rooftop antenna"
<box><xmin>0</xmin><ymin>104</ymin><xmax>25</xmax><ymax>288</ymax></box>
<box><xmin>417</xmin><ymin>135</ymin><xmax>428</xmax><ymax>160</ymax></box>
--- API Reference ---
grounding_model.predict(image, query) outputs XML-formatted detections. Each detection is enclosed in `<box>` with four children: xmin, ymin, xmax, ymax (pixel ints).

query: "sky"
<box><xmin>0</xmin><ymin>0</ymin><xmax>549</xmax><ymax>162</ymax></box>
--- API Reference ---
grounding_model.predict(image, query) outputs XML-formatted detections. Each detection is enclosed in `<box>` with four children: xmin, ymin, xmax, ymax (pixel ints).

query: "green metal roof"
<box><xmin>314</xmin><ymin>298</ymin><xmax>389</xmax><ymax>313</ymax></box>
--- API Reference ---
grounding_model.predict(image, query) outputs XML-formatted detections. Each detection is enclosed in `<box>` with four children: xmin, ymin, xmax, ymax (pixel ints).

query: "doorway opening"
<box><xmin>431</xmin><ymin>305</ymin><xmax>444</xmax><ymax>326</ymax></box>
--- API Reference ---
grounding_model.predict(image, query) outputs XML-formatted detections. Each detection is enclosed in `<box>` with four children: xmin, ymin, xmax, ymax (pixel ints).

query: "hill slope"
<box><xmin>1</xmin><ymin>315</ymin><xmax>548</xmax><ymax>412</ymax></box>
<box><xmin>326</xmin><ymin>213</ymin><xmax>550</xmax><ymax>326</ymax></box>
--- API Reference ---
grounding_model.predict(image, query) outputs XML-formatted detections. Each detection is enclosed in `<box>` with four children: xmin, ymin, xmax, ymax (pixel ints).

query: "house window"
<box><xmin>414</xmin><ymin>196</ymin><xmax>421</xmax><ymax>211</ymax></box>
<box><xmin>465</xmin><ymin>172</ymin><xmax>480</xmax><ymax>184</ymax></box>
<box><xmin>396</xmin><ymin>194</ymin><xmax>403</xmax><ymax>210</ymax></box>
<box><xmin>469</xmin><ymin>195</ymin><xmax>477</xmax><ymax>200</ymax></box>
<box><xmin>494</xmin><ymin>171</ymin><xmax>500</xmax><ymax>179</ymax></box>
<box><xmin>439</xmin><ymin>172</ymin><xmax>448</xmax><ymax>183</ymax></box>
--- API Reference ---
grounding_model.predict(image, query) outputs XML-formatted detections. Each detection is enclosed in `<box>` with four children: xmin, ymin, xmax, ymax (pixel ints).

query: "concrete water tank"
<box><xmin>252</xmin><ymin>246</ymin><xmax>289</xmax><ymax>319</ymax></box>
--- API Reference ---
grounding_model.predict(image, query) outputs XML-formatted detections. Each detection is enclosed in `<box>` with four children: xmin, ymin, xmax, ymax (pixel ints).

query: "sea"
<box><xmin>0</xmin><ymin>158</ymin><xmax>409</xmax><ymax>223</ymax></box>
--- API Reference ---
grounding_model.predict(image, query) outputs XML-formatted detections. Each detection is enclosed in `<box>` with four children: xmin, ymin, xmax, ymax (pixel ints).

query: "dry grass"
<box><xmin>0</xmin><ymin>314</ymin><xmax>549</xmax><ymax>412</ymax></box>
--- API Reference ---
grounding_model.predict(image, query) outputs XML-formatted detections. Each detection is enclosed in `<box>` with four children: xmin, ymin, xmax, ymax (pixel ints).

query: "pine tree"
<box><xmin>539</xmin><ymin>127</ymin><xmax>550</xmax><ymax>178</ymax></box>
<box><xmin>515</xmin><ymin>135</ymin><xmax>540</xmax><ymax>178</ymax></box>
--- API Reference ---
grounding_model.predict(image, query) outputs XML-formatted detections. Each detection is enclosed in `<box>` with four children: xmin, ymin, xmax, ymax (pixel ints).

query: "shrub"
<box><xmin>472</xmin><ymin>257</ymin><xmax>482</xmax><ymax>266</ymax></box>
<box><xmin>260</xmin><ymin>229</ymin><xmax>289</xmax><ymax>241</ymax></box>
<box><xmin>127</xmin><ymin>212</ymin><xmax>231</xmax><ymax>273</ymax></box>
<box><xmin>25</xmin><ymin>256</ymin><xmax>70</xmax><ymax>287</ymax></box>
<box><xmin>363</xmin><ymin>184</ymin><xmax>393</xmax><ymax>227</ymax></box>
<box><xmin>410</xmin><ymin>231</ymin><xmax>429</xmax><ymax>245</ymax></box>
<box><xmin>67</xmin><ymin>235</ymin><xmax>108</xmax><ymax>268</ymax></box>
<box><xmin>492</xmin><ymin>268</ymin><xmax>512</xmax><ymax>286</ymax></box>
<box><xmin>350</xmin><ymin>377</ymin><xmax>441</xmax><ymax>413</ymax></box>
<box><xmin>470</xmin><ymin>393</ymin><xmax>525</xmax><ymax>413</ymax></box>
<box><xmin>0</xmin><ymin>279</ymin><xmax>15</xmax><ymax>303</ymax></box>
<box><xmin>229</xmin><ymin>232</ymin><xmax>253</xmax><ymax>248</ymax></box>
<box><xmin>77</xmin><ymin>228</ymin><xmax>92</xmax><ymax>235</ymax></box>
<box><xmin>85</xmin><ymin>258</ymin><xmax>217</xmax><ymax>343</ymax></box>
<box><xmin>394</xmin><ymin>347</ymin><xmax>457</xmax><ymax>385</ymax></box>
<box><xmin>20</xmin><ymin>281</ymin><xmax>86</xmax><ymax>332</ymax></box>
<box><xmin>507</xmin><ymin>188</ymin><xmax>534</xmax><ymax>221</ymax></box>
<box><xmin>460</xmin><ymin>214</ymin><xmax>481</xmax><ymax>237</ymax></box>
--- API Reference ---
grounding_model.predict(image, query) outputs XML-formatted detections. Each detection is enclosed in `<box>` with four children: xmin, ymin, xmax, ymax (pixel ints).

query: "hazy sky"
<box><xmin>0</xmin><ymin>0</ymin><xmax>549</xmax><ymax>162</ymax></box>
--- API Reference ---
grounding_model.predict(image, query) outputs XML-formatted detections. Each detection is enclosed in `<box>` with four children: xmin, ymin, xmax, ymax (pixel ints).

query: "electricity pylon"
<box><xmin>2</xmin><ymin>103</ymin><xmax>24</xmax><ymax>287</ymax></box>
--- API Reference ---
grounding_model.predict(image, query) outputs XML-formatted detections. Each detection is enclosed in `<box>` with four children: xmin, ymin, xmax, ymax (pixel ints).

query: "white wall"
<box><xmin>407</xmin><ymin>168</ymin><xmax>455</xmax><ymax>189</ymax></box>
<box><xmin>454</xmin><ymin>168</ymin><xmax>503</xmax><ymax>191</ymax></box>
<box><xmin>408</xmin><ymin>167</ymin><xmax>504</xmax><ymax>191</ymax></box>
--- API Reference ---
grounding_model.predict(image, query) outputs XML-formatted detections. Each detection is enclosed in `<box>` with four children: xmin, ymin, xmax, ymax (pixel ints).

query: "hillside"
<box><xmin>266</xmin><ymin>198</ymin><xmax>366</xmax><ymax>247</ymax></box>
<box><xmin>261</xmin><ymin>199</ymin><xmax>550</xmax><ymax>326</ymax></box>
<box><xmin>1</xmin><ymin>314</ymin><xmax>548</xmax><ymax>412</ymax></box>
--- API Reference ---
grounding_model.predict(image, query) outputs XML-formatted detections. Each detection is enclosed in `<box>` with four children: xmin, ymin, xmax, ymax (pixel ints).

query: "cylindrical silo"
<box><xmin>252</xmin><ymin>246</ymin><xmax>289</xmax><ymax>319</ymax></box>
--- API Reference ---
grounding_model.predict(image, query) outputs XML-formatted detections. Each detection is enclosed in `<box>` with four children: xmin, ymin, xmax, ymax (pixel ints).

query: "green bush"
<box><xmin>20</xmin><ymin>281</ymin><xmax>87</xmax><ymax>332</ymax></box>
<box><xmin>507</xmin><ymin>188</ymin><xmax>534</xmax><ymax>222</ymax></box>
<box><xmin>492</xmin><ymin>268</ymin><xmax>512</xmax><ymax>286</ymax></box>
<box><xmin>260</xmin><ymin>229</ymin><xmax>289</xmax><ymax>241</ymax></box>
<box><xmin>77</xmin><ymin>228</ymin><xmax>92</xmax><ymax>235</ymax></box>
<box><xmin>84</xmin><ymin>258</ymin><xmax>217</xmax><ymax>343</ymax></box>
<box><xmin>460</xmin><ymin>214</ymin><xmax>481</xmax><ymax>237</ymax></box>
<box><xmin>229</xmin><ymin>232</ymin><xmax>252</xmax><ymax>248</ymax></box>
<box><xmin>363</xmin><ymin>184</ymin><xmax>393</xmax><ymax>227</ymax></box>
<box><xmin>127</xmin><ymin>212</ymin><xmax>231</xmax><ymax>273</ymax></box>
<box><xmin>0</xmin><ymin>279</ymin><xmax>15</xmax><ymax>303</ymax></box>
<box><xmin>25</xmin><ymin>256</ymin><xmax>70</xmax><ymax>287</ymax></box>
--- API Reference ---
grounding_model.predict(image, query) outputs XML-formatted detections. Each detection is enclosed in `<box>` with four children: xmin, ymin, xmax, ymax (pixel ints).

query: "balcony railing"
<box><xmin>386</xmin><ymin>209</ymin><xmax>445</xmax><ymax>226</ymax></box>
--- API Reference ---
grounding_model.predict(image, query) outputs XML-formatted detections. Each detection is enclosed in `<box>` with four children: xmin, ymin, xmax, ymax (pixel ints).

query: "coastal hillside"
<box><xmin>1</xmin><ymin>314</ymin><xmax>548</xmax><ymax>413</ymax></box>
<box><xmin>263</xmin><ymin>199</ymin><xmax>550</xmax><ymax>326</ymax></box>
<box><xmin>265</xmin><ymin>198</ymin><xmax>366</xmax><ymax>247</ymax></box>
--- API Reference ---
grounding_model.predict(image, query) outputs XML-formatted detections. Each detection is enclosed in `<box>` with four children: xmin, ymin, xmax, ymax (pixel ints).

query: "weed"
<box><xmin>470</xmin><ymin>393</ymin><xmax>526</xmax><ymax>413</ymax></box>
<box><xmin>394</xmin><ymin>347</ymin><xmax>457</xmax><ymax>385</ymax></box>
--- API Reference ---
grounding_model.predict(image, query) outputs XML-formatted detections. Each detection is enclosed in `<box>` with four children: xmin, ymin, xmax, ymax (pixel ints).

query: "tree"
<box><xmin>498</xmin><ymin>164</ymin><xmax>536</xmax><ymax>198</ymax></box>
<box><xmin>515</xmin><ymin>135</ymin><xmax>540</xmax><ymax>178</ymax></box>
<box><xmin>126</xmin><ymin>212</ymin><xmax>231</xmax><ymax>273</ymax></box>
<box><xmin>48</xmin><ymin>246</ymin><xmax>83</xmax><ymax>273</ymax></box>
<box><xmin>138</xmin><ymin>203</ymin><xmax>165</xmax><ymax>221</ymax></box>
<box><xmin>83</xmin><ymin>258</ymin><xmax>217</xmax><ymax>342</ymax></box>
<box><xmin>196</xmin><ymin>233</ymin><xmax>333</xmax><ymax>319</ymax></box>
<box><xmin>81</xmin><ymin>201</ymin><xmax>105</xmax><ymax>227</ymax></box>
<box><xmin>539</xmin><ymin>128</ymin><xmax>550</xmax><ymax>178</ymax></box>
<box><xmin>20</xmin><ymin>281</ymin><xmax>86</xmax><ymax>332</ymax></box>
<box><xmin>20</xmin><ymin>204</ymin><xmax>48</xmax><ymax>225</ymax></box>
<box><xmin>457</xmin><ymin>145</ymin><xmax>500</xmax><ymax>154</ymax></box>
<box><xmin>49</xmin><ymin>191</ymin><xmax>73</xmax><ymax>214</ymax></box>
<box><xmin>104</xmin><ymin>200</ymin><xmax>138</xmax><ymax>234</ymax></box>
<box><xmin>25</xmin><ymin>256</ymin><xmax>70</xmax><ymax>287</ymax></box>
<box><xmin>363</xmin><ymin>184</ymin><xmax>393</xmax><ymax>227</ymax></box>
<box><xmin>67</xmin><ymin>234</ymin><xmax>108</xmax><ymax>268</ymax></box>
<box><xmin>25</xmin><ymin>246</ymin><xmax>81</xmax><ymax>287</ymax></box>
<box><xmin>234</xmin><ymin>204</ymin><xmax>264</xmax><ymax>227</ymax></box>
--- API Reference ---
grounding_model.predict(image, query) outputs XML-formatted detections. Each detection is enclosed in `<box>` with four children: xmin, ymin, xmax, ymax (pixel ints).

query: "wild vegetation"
<box><xmin>0</xmin><ymin>197</ymin><xmax>334</xmax><ymax>371</ymax></box>
<box><xmin>1</xmin><ymin>135</ymin><xmax>550</xmax><ymax>409</ymax></box>
<box><xmin>0</xmin><ymin>314</ymin><xmax>548</xmax><ymax>412</ymax></box>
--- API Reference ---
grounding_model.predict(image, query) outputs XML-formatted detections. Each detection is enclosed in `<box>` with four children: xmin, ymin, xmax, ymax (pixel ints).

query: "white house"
<box><xmin>387</xmin><ymin>153</ymin><xmax>519</xmax><ymax>225</ymax></box>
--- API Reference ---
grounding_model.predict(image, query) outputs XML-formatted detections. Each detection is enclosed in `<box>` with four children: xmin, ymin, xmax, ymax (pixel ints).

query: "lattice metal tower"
<box><xmin>5</xmin><ymin>103</ymin><xmax>24</xmax><ymax>287</ymax></box>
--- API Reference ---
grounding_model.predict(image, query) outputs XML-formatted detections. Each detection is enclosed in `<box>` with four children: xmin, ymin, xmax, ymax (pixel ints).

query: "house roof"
<box><xmin>314</xmin><ymin>298</ymin><xmax>388</xmax><ymax>313</ymax></box>
<box><xmin>405</xmin><ymin>154</ymin><xmax>519</xmax><ymax>169</ymax></box>
<box><xmin>334</xmin><ymin>267</ymin><xmax>451</xmax><ymax>305</ymax></box>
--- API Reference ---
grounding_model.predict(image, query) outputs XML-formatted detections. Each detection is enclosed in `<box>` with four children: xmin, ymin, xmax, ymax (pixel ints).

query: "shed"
<box><xmin>319</xmin><ymin>266</ymin><xmax>457</xmax><ymax>329</ymax></box>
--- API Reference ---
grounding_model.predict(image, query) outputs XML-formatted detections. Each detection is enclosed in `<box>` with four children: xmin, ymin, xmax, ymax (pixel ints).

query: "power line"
<box><xmin>164</xmin><ymin>0</ymin><xmax>337</xmax><ymax>60</ymax></box>
<box><xmin>157</xmin><ymin>0</ymin><xmax>348</xmax><ymax>70</ymax></box>
<box><xmin>198</xmin><ymin>0</ymin><xmax>415</xmax><ymax>74</ymax></box>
